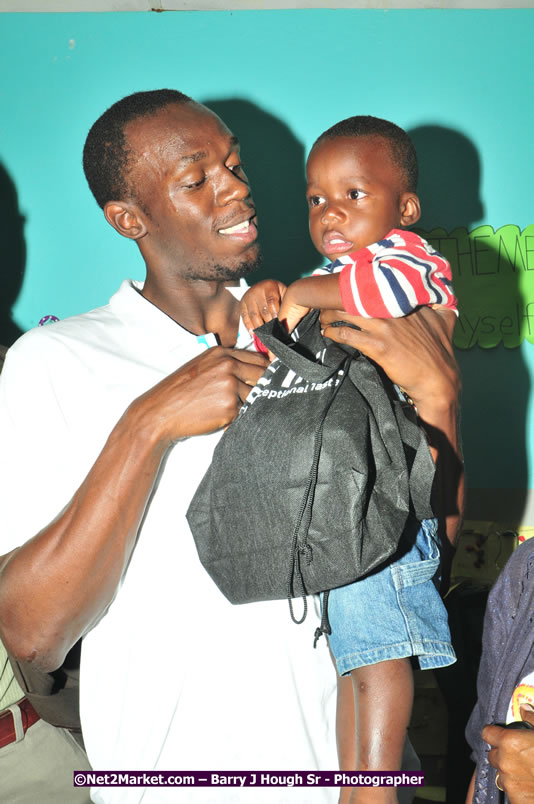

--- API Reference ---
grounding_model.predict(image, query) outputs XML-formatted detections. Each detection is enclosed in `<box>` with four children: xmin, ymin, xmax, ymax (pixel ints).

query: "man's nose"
<box><xmin>216</xmin><ymin>169</ymin><xmax>250</xmax><ymax>205</ymax></box>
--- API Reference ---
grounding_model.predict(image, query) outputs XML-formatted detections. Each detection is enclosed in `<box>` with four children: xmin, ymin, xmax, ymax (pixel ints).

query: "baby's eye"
<box><xmin>308</xmin><ymin>194</ymin><xmax>324</xmax><ymax>207</ymax></box>
<box><xmin>349</xmin><ymin>189</ymin><xmax>367</xmax><ymax>200</ymax></box>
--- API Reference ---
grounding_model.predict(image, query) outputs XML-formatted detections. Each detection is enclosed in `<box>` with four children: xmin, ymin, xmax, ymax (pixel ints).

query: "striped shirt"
<box><xmin>314</xmin><ymin>229</ymin><xmax>457</xmax><ymax>319</ymax></box>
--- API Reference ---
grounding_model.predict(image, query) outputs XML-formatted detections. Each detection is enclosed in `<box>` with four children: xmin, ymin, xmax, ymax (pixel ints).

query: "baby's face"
<box><xmin>306</xmin><ymin>135</ymin><xmax>413</xmax><ymax>260</ymax></box>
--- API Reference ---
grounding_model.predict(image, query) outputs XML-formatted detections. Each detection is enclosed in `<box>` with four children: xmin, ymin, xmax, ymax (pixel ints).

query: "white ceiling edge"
<box><xmin>1</xmin><ymin>1</ymin><xmax>533</xmax><ymax>10</ymax></box>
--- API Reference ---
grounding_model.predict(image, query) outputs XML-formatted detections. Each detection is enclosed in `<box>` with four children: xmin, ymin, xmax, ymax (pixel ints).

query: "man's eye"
<box><xmin>184</xmin><ymin>176</ymin><xmax>206</xmax><ymax>189</ymax></box>
<box><xmin>349</xmin><ymin>189</ymin><xmax>366</xmax><ymax>200</ymax></box>
<box><xmin>308</xmin><ymin>195</ymin><xmax>324</xmax><ymax>207</ymax></box>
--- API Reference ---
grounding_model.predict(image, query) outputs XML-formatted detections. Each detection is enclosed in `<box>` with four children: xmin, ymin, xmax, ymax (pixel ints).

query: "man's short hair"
<box><xmin>83</xmin><ymin>89</ymin><xmax>193</xmax><ymax>209</ymax></box>
<box><xmin>313</xmin><ymin>115</ymin><xmax>418</xmax><ymax>192</ymax></box>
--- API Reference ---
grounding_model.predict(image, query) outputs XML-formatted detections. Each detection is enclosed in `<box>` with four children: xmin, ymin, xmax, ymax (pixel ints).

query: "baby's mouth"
<box><xmin>322</xmin><ymin>231</ymin><xmax>353</xmax><ymax>256</ymax></box>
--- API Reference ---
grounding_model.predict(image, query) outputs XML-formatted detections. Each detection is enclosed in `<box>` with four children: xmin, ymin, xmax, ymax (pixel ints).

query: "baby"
<box><xmin>241</xmin><ymin>116</ymin><xmax>457</xmax><ymax>803</ymax></box>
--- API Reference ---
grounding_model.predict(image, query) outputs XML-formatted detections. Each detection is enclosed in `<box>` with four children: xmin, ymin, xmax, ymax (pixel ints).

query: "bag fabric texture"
<box><xmin>187</xmin><ymin>311</ymin><xmax>436</xmax><ymax>607</ymax></box>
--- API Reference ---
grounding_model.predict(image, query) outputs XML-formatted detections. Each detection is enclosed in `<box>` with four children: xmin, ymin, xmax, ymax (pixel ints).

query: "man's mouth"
<box><xmin>219</xmin><ymin>219</ymin><xmax>252</xmax><ymax>235</ymax></box>
<box><xmin>217</xmin><ymin>214</ymin><xmax>258</xmax><ymax>243</ymax></box>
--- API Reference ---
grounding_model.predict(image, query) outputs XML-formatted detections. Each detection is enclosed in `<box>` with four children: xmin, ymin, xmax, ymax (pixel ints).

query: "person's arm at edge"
<box><xmin>482</xmin><ymin>706</ymin><xmax>534</xmax><ymax>803</ymax></box>
<box><xmin>0</xmin><ymin>346</ymin><xmax>267</xmax><ymax>673</ymax></box>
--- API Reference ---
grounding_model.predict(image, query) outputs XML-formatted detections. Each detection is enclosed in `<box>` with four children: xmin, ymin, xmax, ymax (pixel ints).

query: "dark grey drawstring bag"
<box><xmin>187</xmin><ymin>311</ymin><xmax>435</xmax><ymax>621</ymax></box>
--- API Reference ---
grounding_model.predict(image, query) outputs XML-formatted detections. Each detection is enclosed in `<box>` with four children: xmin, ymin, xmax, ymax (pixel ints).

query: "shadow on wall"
<box><xmin>0</xmin><ymin>162</ymin><xmax>25</xmax><ymax>347</ymax></box>
<box><xmin>410</xmin><ymin>124</ymin><xmax>530</xmax><ymax>519</ymax></box>
<box><xmin>410</xmin><ymin>125</ymin><xmax>530</xmax><ymax>804</ymax></box>
<box><xmin>203</xmin><ymin>98</ymin><xmax>321</xmax><ymax>284</ymax></box>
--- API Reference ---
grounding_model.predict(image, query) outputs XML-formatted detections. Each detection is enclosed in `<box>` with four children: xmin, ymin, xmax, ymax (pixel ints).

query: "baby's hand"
<box><xmin>240</xmin><ymin>280</ymin><xmax>287</xmax><ymax>335</ymax></box>
<box><xmin>278</xmin><ymin>284</ymin><xmax>311</xmax><ymax>333</ymax></box>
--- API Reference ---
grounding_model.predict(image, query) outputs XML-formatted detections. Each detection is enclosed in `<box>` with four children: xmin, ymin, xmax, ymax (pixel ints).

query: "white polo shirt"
<box><xmin>0</xmin><ymin>280</ymin><xmax>338</xmax><ymax>803</ymax></box>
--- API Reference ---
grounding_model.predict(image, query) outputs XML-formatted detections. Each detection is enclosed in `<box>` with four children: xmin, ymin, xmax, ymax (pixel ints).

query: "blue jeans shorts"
<box><xmin>324</xmin><ymin>518</ymin><xmax>456</xmax><ymax>676</ymax></box>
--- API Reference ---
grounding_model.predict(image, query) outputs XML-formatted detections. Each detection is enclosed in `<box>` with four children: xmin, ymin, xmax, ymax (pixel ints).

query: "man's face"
<box><xmin>306</xmin><ymin>135</ymin><xmax>410</xmax><ymax>261</ymax></box>
<box><xmin>125</xmin><ymin>102</ymin><xmax>260</xmax><ymax>281</ymax></box>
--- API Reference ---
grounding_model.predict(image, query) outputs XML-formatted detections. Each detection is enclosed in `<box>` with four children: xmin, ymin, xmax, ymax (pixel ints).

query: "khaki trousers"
<box><xmin>0</xmin><ymin>710</ymin><xmax>92</xmax><ymax>803</ymax></box>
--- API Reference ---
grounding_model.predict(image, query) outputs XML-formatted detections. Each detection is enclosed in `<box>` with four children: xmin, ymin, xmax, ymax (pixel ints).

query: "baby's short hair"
<box><xmin>313</xmin><ymin>116</ymin><xmax>418</xmax><ymax>192</ymax></box>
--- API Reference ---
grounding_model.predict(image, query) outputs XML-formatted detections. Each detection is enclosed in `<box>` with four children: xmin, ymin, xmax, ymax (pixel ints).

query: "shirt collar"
<box><xmin>109</xmin><ymin>278</ymin><xmax>252</xmax><ymax>353</ymax></box>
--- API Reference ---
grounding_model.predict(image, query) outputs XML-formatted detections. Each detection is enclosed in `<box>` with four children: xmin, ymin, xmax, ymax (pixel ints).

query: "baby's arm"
<box><xmin>241</xmin><ymin>275</ymin><xmax>343</xmax><ymax>335</ymax></box>
<box><xmin>278</xmin><ymin>273</ymin><xmax>343</xmax><ymax>332</ymax></box>
<box><xmin>338</xmin><ymin>232</ymin><xmax>457</xmax><ymax>319</ymax></box>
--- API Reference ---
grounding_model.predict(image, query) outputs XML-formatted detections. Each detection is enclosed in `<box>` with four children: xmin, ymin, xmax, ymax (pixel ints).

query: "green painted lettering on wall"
<box><xmin>421</xmin><ymin>225</ymin><xmax>534</xmax><ymax>349</ymax></box>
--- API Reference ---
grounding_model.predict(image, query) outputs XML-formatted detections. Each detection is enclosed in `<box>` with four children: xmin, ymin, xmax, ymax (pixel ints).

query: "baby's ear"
<box><xmin>399</xmin><ymin>192</ymin><xmax>421</xmax><ymax>227</ymax></box>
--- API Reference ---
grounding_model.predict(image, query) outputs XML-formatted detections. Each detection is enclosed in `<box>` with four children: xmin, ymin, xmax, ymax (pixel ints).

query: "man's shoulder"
<box><xmin>7</xmin><ymin>300</ymin><xmax>117</xmax><ymax>362</ymax></box>
<box><xmin>6</xmin><ymin>280</ymin><xmax>143</xmax><ymax>365</ymax></box>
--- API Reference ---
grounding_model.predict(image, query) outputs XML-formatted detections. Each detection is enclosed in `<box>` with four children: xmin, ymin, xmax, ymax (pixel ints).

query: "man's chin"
<box><xmin>186</xmin><ymin>249</ymin><xmax>263</xmax><ymax>282</ymax></box>
<box><xmin>215</xmin><ymin>252</ymin><xmax>263</xmax><ymax>281</ymax></box>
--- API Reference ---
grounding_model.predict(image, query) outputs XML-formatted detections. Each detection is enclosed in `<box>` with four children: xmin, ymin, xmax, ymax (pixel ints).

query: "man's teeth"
<box><xmin>219</xmin><ymin>220</ymin><xmax>250</xmax><ymax>235</ymax></box>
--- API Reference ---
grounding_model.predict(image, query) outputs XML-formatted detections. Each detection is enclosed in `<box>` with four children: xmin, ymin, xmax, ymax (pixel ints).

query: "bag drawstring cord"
<box><xmin>314</xmin><ymin>590</ymin><xmax>332</xmax><ymax>647</ymax></box>
<box><xmin>286</xmin><ymin>359</ymin><xmax>349</xmax><ymax>632</ymax></box>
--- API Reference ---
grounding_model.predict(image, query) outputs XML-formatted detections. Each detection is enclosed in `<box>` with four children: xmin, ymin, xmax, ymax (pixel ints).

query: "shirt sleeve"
<box><xmin>338</xmin><ymin>230</ymin><xmax>458</xmax><ymax>319</ymax></box>
<box><xmin>0</xmin><ymin>332</ymin><xmax>83</xmax><ymax>555</ymax></box>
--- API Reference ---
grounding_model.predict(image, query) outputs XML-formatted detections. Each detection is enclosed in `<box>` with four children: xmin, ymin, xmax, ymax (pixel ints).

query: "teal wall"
<box><xmin>1</xmin><ymin>10</ymin><xmax>533</xmax><ymax>501</ymax></box>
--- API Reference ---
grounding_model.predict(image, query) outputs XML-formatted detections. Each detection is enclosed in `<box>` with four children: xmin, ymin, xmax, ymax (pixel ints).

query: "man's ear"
<box><xmin>399</xmin><ymin>192</ymin><xmax>421</xmax><ymax>227</ymax></box>
<box><xmin>104</xmin><ymin>201</ymin><xmax>148</xmax><ymax>240</ymax></box>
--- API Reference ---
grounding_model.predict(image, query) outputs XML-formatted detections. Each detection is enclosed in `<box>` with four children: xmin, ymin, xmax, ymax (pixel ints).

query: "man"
<box><xmin>0</xmin><ymin>90</ymin><xmax>461</xmax><ymax>804</ymax></box>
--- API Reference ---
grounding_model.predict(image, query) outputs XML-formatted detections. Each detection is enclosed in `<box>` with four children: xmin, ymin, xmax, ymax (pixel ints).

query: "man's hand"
<box><xmin>132</xmin><ymin>346</ymin><xmax>269</xmax><ymax>447</ymax></box>
<box><xmin>482</xmin><ymin>706</ymin><xmax>534</xmax><ymax>802</ymax></box>
<box><xmin>320</xmin><ymin>306</ymin><xmax>458</xmax><ymax>413</ymax></box>
<box><xmin>240</xmin><ymin>280</ymin><xmax>286</xmax><ymax>334</ymax></box>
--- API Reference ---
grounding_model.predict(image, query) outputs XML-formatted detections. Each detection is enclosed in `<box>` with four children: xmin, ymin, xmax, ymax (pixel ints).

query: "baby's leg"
<box><xmin>338</xmin><ymin>658</ymin><xmax>413</xmax><ymax>804</ymax></box>
<box><xmin>353</xmin><ymin>657</ymin><xmax>413</xmax><ymax>771</ymax></box>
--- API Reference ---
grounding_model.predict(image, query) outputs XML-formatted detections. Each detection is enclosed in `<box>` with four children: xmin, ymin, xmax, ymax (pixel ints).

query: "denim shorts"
<box><xmin>324</xmin><ymin>518</ymin><xmax>456</xmax><ymax>676</ymax></box>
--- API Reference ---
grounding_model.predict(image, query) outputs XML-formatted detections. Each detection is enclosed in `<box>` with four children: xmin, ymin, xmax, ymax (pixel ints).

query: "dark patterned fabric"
<box><xmin>466</xmin><ymin>540</ymin><xmax>534</xmax><ymax>803</ymax></box>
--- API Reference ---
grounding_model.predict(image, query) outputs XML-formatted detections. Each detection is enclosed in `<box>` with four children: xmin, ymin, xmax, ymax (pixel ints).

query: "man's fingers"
<box><xmin>482</xmin><ymin>724</ymin><xmax>505</xmax><ymax>747</ymax></box>
<box><xmin>520</xmin><ymin>705</ymin><xmax>534</xmax><ymax>726</ymax></box>
<box><xmin>229</xmin><ymin>349</ymin><xmax>268</xmax><ymax>389</ymax></box>
<box><xmin>320</xmin><ymin>308</ymin><xmax>367</xmax><ymax>328</ymax></box>
<box><xmin>229</xmin><ymin>348</ymin><xmax>269</xmax><ymax>367</ymax></box>
<box><xmin>322</xmin><ymin>321</ymin><xmax>374</xmax><ymax>354</ymax></box>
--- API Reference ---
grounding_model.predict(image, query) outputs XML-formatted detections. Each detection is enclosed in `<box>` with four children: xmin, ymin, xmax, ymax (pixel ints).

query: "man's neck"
<box><xmin>141</xmin><ymin>275</ymin><xmax>242</xmax><ymax>348</ymax></box>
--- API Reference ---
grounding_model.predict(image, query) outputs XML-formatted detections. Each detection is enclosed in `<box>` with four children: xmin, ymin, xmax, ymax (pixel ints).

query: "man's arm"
<box><xmin>0</xmin><ymin>346</ymin><xmax>267</xmax><ymax>673</ymax></box>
